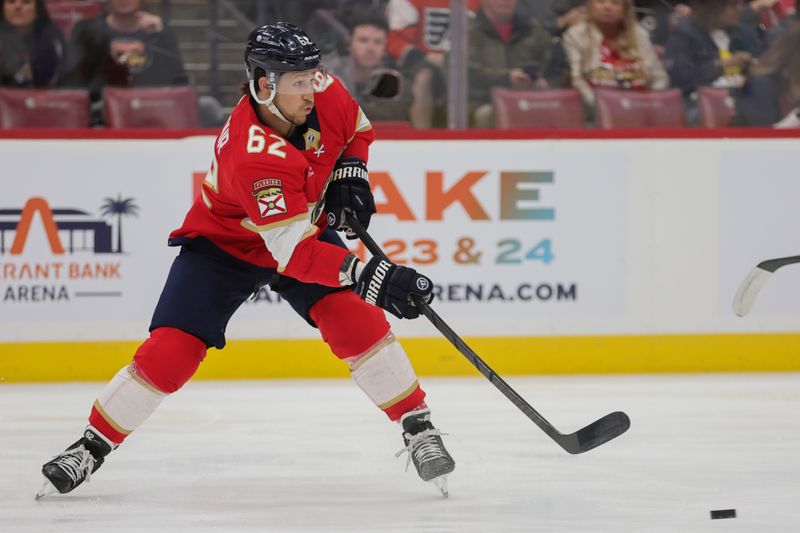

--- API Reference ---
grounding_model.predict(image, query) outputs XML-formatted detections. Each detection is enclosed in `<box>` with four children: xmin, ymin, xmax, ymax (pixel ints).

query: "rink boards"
<box><xmin>1</xmin><ymin>130</ymin><xmax>799</xmax><ymax>380</ymax></box>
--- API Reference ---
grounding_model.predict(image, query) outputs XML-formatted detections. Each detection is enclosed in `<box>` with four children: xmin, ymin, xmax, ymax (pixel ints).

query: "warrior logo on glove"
<box><xmin>364</xmin><ymin>259</ymin><xmax>392</xmax><ymax>306</ymax></box>
<box><xmin>324</xmin><ymin>157</ymin><xmax>376</xmax><ymax>239</ymax></box>
<box><xmin>355</xmin><ymin>257</ymin><xmax>434</xmax><ymax>319</ymax></box>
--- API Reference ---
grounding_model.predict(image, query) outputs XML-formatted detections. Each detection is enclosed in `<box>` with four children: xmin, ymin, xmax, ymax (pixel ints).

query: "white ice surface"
<box><xmin>2</xmin><ymin>374</ymin><xmax>799</xmax><ymax>532</ymax></box>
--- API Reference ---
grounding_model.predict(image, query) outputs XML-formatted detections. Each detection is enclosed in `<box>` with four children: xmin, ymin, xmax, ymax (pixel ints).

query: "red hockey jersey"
<box><xmin>169</xmin><ymin>76</ymin><xmax>374</xmax><ymax>287</ymax></box>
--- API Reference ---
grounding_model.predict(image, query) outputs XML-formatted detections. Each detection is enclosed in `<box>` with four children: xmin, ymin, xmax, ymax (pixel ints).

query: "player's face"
<box><xmin>275</xmin><ymin>68</ymin><xmax>326</xmax><ymax>96</ymax></box>
<box><xmin>273</xmin><ymin>71</ymin><xmax>317</xmax><ymax>126</ymax></box>
<box><xmin>349</xmin><ymin>25</ymin><xmax>387</xmax><ymax>70</ymax></box>
<box><xmin>3</xmin><ymin>0</ymin><xmax>36</xmax><ymax>29</ymax></box>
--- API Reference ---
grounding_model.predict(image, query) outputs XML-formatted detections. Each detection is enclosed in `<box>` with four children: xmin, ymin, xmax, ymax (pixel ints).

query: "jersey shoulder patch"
<box><xmin>251</xmin><ymin>178</ymin><xmax>288</xmax><ymax>219</ymax></box>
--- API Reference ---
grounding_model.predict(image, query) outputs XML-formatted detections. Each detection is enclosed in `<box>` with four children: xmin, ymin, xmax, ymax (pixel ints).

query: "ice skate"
<box><xmin>35</xmin><ymin>428</ymin><xmax>114</xmax><ymax>500</ymax></box>
<box><xmin>396</xmin><ymin>408</ymin><xmax>455</xmax><ymax>497</ymax></box>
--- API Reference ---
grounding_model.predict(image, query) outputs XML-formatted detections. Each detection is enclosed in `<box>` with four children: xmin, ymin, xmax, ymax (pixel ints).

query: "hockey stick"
<box><xmin>732</xmin><ymin>255</ymin><xmax>800</xmax><ymax>317</ymax></box>
<box><xmin>345</xmin><ymin>214</ymin><xmax>630</xmax><ymax>454</ymax></box>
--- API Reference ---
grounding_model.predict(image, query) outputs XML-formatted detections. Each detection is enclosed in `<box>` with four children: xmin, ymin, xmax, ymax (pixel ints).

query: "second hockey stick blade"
<box><xmin>345</xmin><ymin>213</ymin><xmax>630</xmax><ymax>454</ymax></box>
<box><xmin>732</xmin><ymin>255</ymin><xmax>800</xmax><ymax>317</ymax></box>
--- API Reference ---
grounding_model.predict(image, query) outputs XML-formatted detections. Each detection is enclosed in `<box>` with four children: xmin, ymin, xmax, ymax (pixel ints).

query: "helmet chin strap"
<box><xmin>249</xmin><ymin>79</ymin><xmax>291</xmax><ymax>124</ymax></box>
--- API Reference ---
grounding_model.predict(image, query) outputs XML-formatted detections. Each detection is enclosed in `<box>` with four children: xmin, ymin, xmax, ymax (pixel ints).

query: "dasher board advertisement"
<box><xmin>0</xmin><ymin>138</ymin><xmax>626</xmax><ymax>341</ymax></box>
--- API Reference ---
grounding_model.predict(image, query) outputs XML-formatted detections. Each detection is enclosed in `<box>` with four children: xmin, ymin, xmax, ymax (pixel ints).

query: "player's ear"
<box><xmin>257</xmin><ymin>76</ymin><xmax>272</xmax><ymax>97</ymax></box>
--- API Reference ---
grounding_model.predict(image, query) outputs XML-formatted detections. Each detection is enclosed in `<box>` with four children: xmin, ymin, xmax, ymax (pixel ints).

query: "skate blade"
<box><xmin>431</xmin><ymin>475</ymin><xmax>449</xmax><ymax>498</ymax></box>
<box><xmin>35</xmin><ymin>479</ymin><xmax>58</xmax><ymax>501</ymax></box>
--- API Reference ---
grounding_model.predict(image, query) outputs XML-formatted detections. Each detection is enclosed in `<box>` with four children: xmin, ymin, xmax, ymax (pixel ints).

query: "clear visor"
<box><xmin>272</xmin><ymin>66</ymin><xmax>328</xmax><ymax>95</ymax></box>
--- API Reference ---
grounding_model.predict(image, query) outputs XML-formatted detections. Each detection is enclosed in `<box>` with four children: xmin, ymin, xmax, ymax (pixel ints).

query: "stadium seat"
<box><xmin>0</xmin><ymin>88</ymin><xmax>90</xmax><ymax>128</ymax></box>
<box><xmin>103</xmin><ymin>86</ymin><xmax>201</xmax><ymax>129</ymax></box>
<box><xmin>697</xmin><ymin>87</ymin><xmax>735</xmax><ymax>128</ymax></box>
<box><xmin>595</xmin><ymin>88</ymin><xmax>685</xmax><ymax>129</ymax></box>
<box><xmin>45</xmin><ymin>0</ymin><xmax>103</xmax><ymax>39</ymax></box>
<box><xmin>492</xmin><ymin>88</ymin><xmax>585</xmax><ymax>129</ymax></box>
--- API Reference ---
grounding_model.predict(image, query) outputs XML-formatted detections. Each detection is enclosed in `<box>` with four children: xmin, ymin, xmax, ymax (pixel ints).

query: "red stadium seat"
<box><xmin>595</xmin><ymin>88</ymin><xmax>685</xmax><ymax>129</ymax></box>
<box><xmin>492</xmin><ymin>88</ymin><xmax>585</xmax><ymax>129</ymax></box>
<box><xmin>45</xmin><ymin>0</ymin><xmax>103</xmax><ymax>39</ymax></box>
<box><xmin>0</xmin><ymin>88</ymin><xmax>90</xmax><ymax>128</ymax></box>
<box><xmin>697</xmin><ymin>87</ymin><xmax>735</xmax><ymax>128</ymax></box>
<box><xmin>103</xmin><ymin>86</ymin><xmax>201</xmax><ymax>129</ymax></box>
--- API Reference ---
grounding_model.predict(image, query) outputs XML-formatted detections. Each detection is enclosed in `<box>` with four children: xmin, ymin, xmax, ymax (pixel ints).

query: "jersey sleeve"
<box><xmin>336</xmin><ymin>81</ymin><xmax>375</xmax><ymax>162</ymax></box>
<box><xmin>232</xmin><ymin>158</ymin><xmax>350</xmax><ymax>287</ymax></box>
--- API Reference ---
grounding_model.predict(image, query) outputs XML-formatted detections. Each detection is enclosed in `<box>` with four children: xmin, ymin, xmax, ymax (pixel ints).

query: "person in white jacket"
<box><xmin>562</xmin><ymin>0</ymin><xmax>669</xmax><ymax>107</ymax></box>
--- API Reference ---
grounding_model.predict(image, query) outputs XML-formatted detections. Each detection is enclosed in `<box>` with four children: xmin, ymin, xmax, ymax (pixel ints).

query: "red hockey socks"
<box><xmin>311</xmin><ymin>291</ymin><xmax>426</xmax><ymax>421</ymax></box>
<box><xmin>89</xmin><ymin>327</ymin><xmax>206</xmax><ymax>444</ymax></box>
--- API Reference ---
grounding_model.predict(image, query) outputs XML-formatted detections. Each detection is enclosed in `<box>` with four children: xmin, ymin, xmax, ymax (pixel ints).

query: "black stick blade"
<box><xmin>559</xmin><ymin>411</ymin><xmax>631</xmax><ymax>455</ymax></box>
<box><xmin>342</xmin><ymin>212</ymin><xmax>633</xmax><ymax>456</ymax></box>
<box><xmin>756</xmin><ymin>255</ymin><xmax>800</xmax><ymax>273</ymax></box>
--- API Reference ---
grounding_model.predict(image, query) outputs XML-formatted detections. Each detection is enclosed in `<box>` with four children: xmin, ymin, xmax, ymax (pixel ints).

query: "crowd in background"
<box><xmin>0</xmin><ymin>0</ymin><xmax>798</xmax><ymax>129</ymax></box>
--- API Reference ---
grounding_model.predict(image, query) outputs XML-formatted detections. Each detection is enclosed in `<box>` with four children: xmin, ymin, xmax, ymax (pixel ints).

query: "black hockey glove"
<box><xmin>354</xmin><ymin>257</ymin><xmax>434</xmax><ymax>319</ymax></box>
<box><xmin>325</xmin><ymin>157</ymin><xmax>376</xmax><ymax>240</ymax></box>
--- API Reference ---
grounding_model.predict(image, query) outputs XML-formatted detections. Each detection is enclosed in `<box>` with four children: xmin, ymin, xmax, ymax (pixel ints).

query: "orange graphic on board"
<box><xmin>10</xmin><ymin>197</ymin><xmax>64</xmax><ymax>255</ymax></box>
<box><xmin>426</xmin><ymin>171</ymin><xmax>490</xmax><ymax>221</ymax></box>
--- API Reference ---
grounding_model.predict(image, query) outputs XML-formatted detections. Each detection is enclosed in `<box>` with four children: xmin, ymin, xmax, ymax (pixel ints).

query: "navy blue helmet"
<box><xmin>244</xmin><ymin>22</ymin><xmax>321</xmax><ymax>83</ymax></box>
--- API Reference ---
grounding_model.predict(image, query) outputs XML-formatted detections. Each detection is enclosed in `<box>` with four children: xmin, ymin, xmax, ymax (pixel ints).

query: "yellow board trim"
<box><xmin>1</xmin><ymin>333</ymin><xmax>799</xmax><ymax>382</ymax></box>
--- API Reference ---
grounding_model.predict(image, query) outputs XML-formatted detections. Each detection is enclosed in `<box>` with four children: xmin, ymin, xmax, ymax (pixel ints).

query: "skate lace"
<box><xmin>395</xmin><ymin>428</ymin><xmax>448</xmax><ymax>472</ymax></box>
<box><xmin>51</xmin><ymin>446</ymin><xmax>96</xmax><ymax>484</ymax></box>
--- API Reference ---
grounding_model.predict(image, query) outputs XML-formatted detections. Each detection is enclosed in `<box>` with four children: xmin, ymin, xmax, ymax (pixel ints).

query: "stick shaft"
<box><xmin>345</xmin><ymin>215</ymin><xmax>566</xmax><ymax>443</ymax></box>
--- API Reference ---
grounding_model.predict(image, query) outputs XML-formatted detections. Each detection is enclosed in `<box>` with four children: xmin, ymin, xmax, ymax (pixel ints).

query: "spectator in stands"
<box><xmin>385</xmin><ymin>0</ymin><xmax>481</xmax><ymax>126</ymax></box>
<box><xmin>468</xmin><ymin>0</ymin><xmax>563</xmax><ymax>127</ymax></box>
<box><xmin>328</xmin><ymin>10</ymin><xmax>416</xmax><ymax>124</ymax></box>
<box><xmin>634</xmin><ymin>1</ymin><xmax>691</xmax><ymax>45</ymax></box>
<box><xmin>62</xmin><ymin>0</ymin><xmax>224</xmax><ymax>127</ymax></box>
<box><xmin>563</xmin><ymin>0</ymin><xmax>669</xmax><ymax>108</ymax></box>
<box><xmin>516</xmin><ymin>0</ymin><xmax>559</xmax><ymax>33</ymax></box>
<box><xmin>728</xmin><ymin>0</ymin><xmax>785</xmax><ymax>54</ymax></box>
<box><xmin>63</xmin><ymin>0</ymin><xmax>188</xmax><ymax>108</ymax></box>
<box><xmin>751</xmin><ymin>0</ymin><xmax>798</xmax><ymax>47</ymax></box>
<box><xmin>386</xmin><ymin>0</ymin><xmax>480</xmax><ymax>70</ymax></box>
<box><xmin>664</xmin><ymin>0</ymin><xmax>760</xmax><ymax>104</ymax></box>
<box><xmin>0</xmin><ymin>0</ymin><xmax>66</xmax><ymax>87</ymax></box>
<box><xmin>545</xmin><ymin>1</ymin><xmax>585</xmax><ymax>97</ymax></box>
<box><xmin>556</xmin><ymin>0</ymin><xmax>690</xmax><ymax>42</ymax></box>
<box><xmin>734</xmin><ymin>15</ymin><xmax>800</xmax><ymax>126</ymax></box>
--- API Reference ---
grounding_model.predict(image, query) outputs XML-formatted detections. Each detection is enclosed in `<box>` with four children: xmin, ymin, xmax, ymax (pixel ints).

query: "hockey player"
<box><xmin>36</xmin><ymin>22</ymin><xmax>455</xmax><ymax>499</ymax></box>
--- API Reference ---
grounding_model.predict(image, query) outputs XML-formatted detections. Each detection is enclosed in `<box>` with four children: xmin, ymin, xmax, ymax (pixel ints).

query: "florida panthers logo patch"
<box><xmin>252</xmin><ymin>178</ymin><xmax>286</xmax><ymax>218</ymax></box>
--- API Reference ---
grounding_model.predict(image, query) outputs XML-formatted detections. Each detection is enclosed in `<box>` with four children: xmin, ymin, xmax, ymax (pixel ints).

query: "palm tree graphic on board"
<box><xmin>100</xmin><ymin>195</ymin><xmax>139</xmax><ymax>253</ymax></box>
